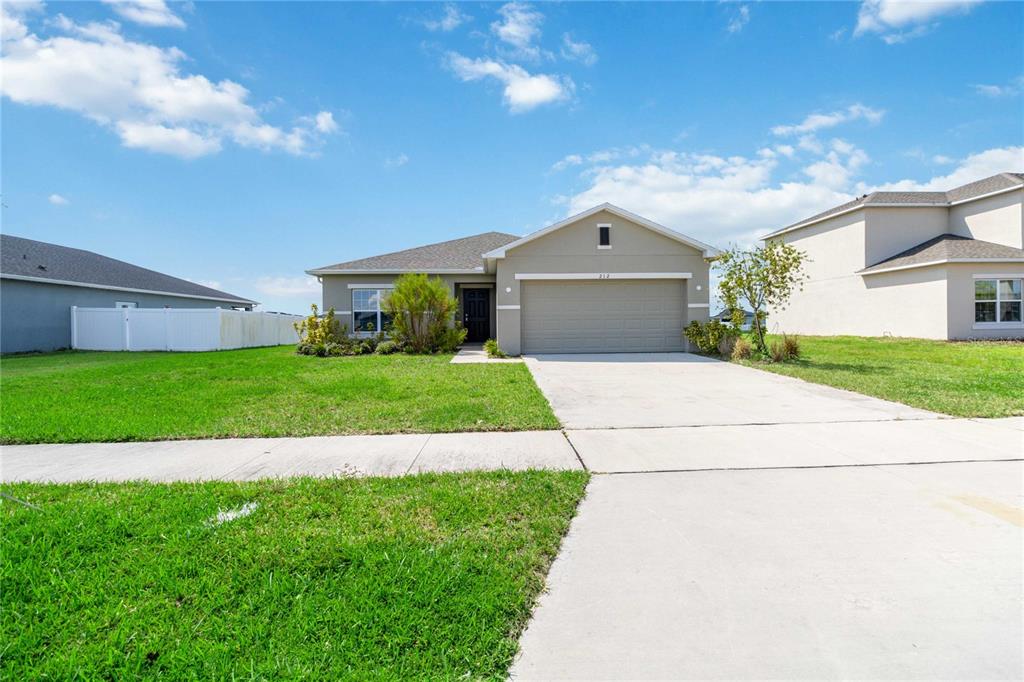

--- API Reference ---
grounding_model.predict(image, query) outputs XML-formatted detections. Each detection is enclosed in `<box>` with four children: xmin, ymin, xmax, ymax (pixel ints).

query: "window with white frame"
<box><xmin>352</xmin><ymin>289</ymin><xmax>392</xmax><ymax>333</ymax></box>
<box><xmin>975</xmin><ymin>278</ymin><xmax>1022</xmax><ymax>324</ymax></box>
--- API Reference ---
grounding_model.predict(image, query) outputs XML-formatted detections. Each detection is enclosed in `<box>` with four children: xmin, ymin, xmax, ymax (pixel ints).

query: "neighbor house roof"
<box><xmin>307</xmin><ymin>231</ymin><xmax>520</xmax><ymax>274</ymax></box>
<box><xmin>0</xmin><ymin>234</ymin><xmax>257</xmax><ymax>304</ymax></box>
<box><xmin>764</xmin><ymin>172</ymin><xmax>1024</xmax><ymax>239</ymax></box>
<box><xmin>858</xmin><ymin>233</ymin><xmax>1024</xmax><ymax>275</ymax></box>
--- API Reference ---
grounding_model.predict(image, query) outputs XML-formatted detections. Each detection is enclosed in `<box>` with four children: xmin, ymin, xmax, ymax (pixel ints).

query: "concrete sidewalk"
<box><xmin>0</xmin><ymin>430</ymin><xmax>581</xmax><ymax>483</ymax></box>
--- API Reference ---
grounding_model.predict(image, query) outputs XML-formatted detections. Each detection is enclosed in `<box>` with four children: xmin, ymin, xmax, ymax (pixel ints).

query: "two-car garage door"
<box><xmin>521</xmin><ymin>280</ymin><xmax>686</xmax><ymax>354</ymax></box>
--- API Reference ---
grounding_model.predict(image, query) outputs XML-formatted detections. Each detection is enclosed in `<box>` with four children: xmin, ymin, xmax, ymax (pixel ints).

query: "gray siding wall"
<box><xmin>494</xmin><ymin>210</ymin><xmax>711</xmax><ymax>355</ymax></box>
<box><xmin>319</xmin><ymin>273</ymin><xmax>497</xmax><ymax>338</ymax></box>
<box><xmin>0</xmin><ymin>279</ymin><xmax>244</xmax><ymax>354</ymax></box>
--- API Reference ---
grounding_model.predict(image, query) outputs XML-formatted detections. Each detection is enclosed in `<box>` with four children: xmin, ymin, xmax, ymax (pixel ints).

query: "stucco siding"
<box><xmin>494</xmin><ymin>210</ymin><xmax>710</xmax><ymax>354</ymax></box>
<box><xmin>864</xmin><ymin>206</ymin><xmax>949</xmax><ymax>267</ymax></box>
<box><xmin>769</xmin><ymin>266</ymin><xmax>949</xmax><ymax>339</ymax></box>
<box><xmin>948</xmin><ymin>189</ymin><xmax>1024</xmax><ymax>249</ymax></box>
<box><xmin>945</xmin><ymin>263</ymin><xmax>1024</xmax><ymax>340</ymax></box>
<box><xmin>0</xmin><ymin>279</ymin><xmax>238</xmax><ymax>354</ymax></box>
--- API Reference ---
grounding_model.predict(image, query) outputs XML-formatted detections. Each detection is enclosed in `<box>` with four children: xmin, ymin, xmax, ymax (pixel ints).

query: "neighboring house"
<box><xmin>762</xmin><ymin>173</ymin><xmax>1024</xmax><ymax>340</ymax></box>
<box><xmin>307</xmin><ymin>204</ymin><xmax>719</xmax><ymax>355</ymax></box>
<box><xmin>711</xmin><ymin>308</ymin><xmax>759</xmax><ymax>331</ymax></box>
<box><xmin>1</xmin><ymin>235</ymin><xmax>257</xmax><ymax>353</ymax></box>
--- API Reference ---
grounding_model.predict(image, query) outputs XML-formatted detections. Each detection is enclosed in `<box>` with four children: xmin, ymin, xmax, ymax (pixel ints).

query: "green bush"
<box><xmin>383</xmin><ymin>273</ymin><xmax>467</xmax><ymax>353</ymax></box>
<box><xmin>731</xmin><ymin>337</ymin><xmax>753</xmax><ymax>360</ymax></box>
<box><xmin>374</xmin><ymin>340</ymin><xmax>402</xmax><ymax>355</ymax></box>
<box><xmin>683</xmin><ymin>320</ymin><xmax>737</xmax><ymax>355</ymax></box>
<box><xmin>484</xmin><ymin>339</ymin><xmax>508</xmax><ymax>358</ymax></box>
<box><xmin>293</xmin><ymin>304</ymin><xmax>344</xmax><ymax>346</ymax></box>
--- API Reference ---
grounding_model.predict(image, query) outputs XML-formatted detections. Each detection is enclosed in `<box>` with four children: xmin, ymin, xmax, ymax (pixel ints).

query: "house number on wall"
<box><xmin>597</xmin><ymin>273</ymin><xmax>611</xmax><ymax>279</ymax></box>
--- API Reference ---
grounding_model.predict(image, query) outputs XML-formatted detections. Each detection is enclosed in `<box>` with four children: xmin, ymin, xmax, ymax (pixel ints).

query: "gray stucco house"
<box><xmin>1</xmin><ymin>235</ymin><xmax>256</xmax><ymax>353</ymax></box>
<box><xmin>763</xmin><ymin>172</ymin><xmax>1024</xmax><ymax>340</ymax></box>
<box><xmin>308</xmin><ymin>204</ymin><xmax>719</xmax><ymax>355</ymax></box>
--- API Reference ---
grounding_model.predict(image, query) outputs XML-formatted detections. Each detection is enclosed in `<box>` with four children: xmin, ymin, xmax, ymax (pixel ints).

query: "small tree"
<box><xmin>293</xmin><ymin>303</ymin><xmax>343</xmax><ymax>345</ymax></box>
<box><xmin>383</xmin><ymin>273</ymin><xmax>466</xmax><ymax>353</ymax></box>
<box><xmin>715</xmin><ymin>242</ymin><xmax>809</xmax><ymax>355</ymax></box>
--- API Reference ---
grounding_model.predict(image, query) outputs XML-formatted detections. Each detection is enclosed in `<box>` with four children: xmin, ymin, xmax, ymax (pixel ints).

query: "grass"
<box><xmin>1</xmin><ymin>470</ymin><xmax>589</xmax><ymax>680</ymax></box>
<box><xmin>0</xmin><ymin>346</ymin><xmax>559</xmax><ymax>444</ymax></box>
<box><xmin>742</xmin><ymin>335</ymin><xmax>1024</xmax><ymax>418</ymax></box>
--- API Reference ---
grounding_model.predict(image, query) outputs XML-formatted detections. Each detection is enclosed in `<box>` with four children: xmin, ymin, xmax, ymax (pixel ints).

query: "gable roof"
<box><xmin>858</xmin><ymin>233</ymin><xmax>1024</xmax><ymax>275</ymax></box>
<box><xmin>764</xmin><ymin>172</ymin><xmax>1024</xmax><ymax>239</ymax></box>
<box><xmin>481</xmin><ymin>203</ymin><xmax>720</xmax><ymax>259</ymax></box>
<box><xmin>307</xmin><ymin>231</ymin><xmax>520</xmax><ymax>274</ymax></box>
<box><xmin>0</xmin><ymin>234</ymin><xmax>257</xmax><ymax>304</ymax></box>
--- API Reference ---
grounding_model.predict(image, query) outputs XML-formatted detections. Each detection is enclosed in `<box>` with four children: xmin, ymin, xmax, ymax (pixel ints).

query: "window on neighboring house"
<box><xmin>115</xmin><ymin>301</ymin><xmax>137</xmax><ymax>308</ymax></box>
<box><xmin>975</xmin><ymin>278</ymin><xmax>1022</xmax><ymax>324</ymax></box>
<box><xmin>352</xmin><ymin>288</ymin><xmax>392</xmax><ymax>333</ymax></box>
<box><xmin>598</xmin><ymin>224</ymin><xmax>611</xmax><ymax>248</ymax></box>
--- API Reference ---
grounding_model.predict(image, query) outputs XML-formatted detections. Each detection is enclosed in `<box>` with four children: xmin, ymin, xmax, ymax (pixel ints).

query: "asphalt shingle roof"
<box><xmin>775</xmin><ymin>172</ymin><xmax>1023</xmax><ymax>234</ymax></box>
<box><xmin>0</xmin><ymin>234</ymin><xmax>256</xmax><ymax>303</ymax></box>
<box><xmin>858</xmin><ymin>233</ymin><xmax>1024</xmax><ymax>274</ymax></box>
<box><xmin>309</xmin><ymin>231</ymin><xmax>520</xmax><ymax>272</ymax></box>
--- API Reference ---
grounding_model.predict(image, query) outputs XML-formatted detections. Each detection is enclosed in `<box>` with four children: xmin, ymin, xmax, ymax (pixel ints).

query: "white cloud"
<box><xmin>829</xmin><ymin>27</ymin><xmax>847</xmax><ymax>41</ymax></box>
<box><xmin>385</xmin><ymin>153</ymin><xmax>409</xmax><ymax>168</ymax></box>
<box><xmin>561</xmin><ymin>33</ymin><xmax>597</xmax><ymax>66</ymax></box>
<box><xmin>972</xmin><ymin>75</ymin><xmax>1023</xmax><ymax>98</ymax></box>
<box><xmin>314</xmin><ymin>111</ymin><xmax>338</xmax><ymax>133</ymax></box>
<box><xmin>551</xmin><ymin>145</ymin><xmax>648</xmax><ymax>172</ymax></box>
<box><xmin>48</xmin><ymin>193</ymin><xmax>69</xmax><ymax>205</ymax></box>
<box><xmin>771</xmin><ymin>103</ymin><xmax>885</xmax><ymax>136</ymax></box>
<box><xmin>932</xmin><ymin>154</ymin><xmax>954</xmax><ymax>164</ymax></box>
<box><xmin>253</xmin><ymin>275</ymin><xmax>321</xmax><ymax>297</ymax></box>
<box><xmin>447</xmin><ymin>52</ymin><xmax>572</xmax><ymax>113</ymax></box>
<box><xmin>423</xmin><ymin>3</ymin><xmax>470</xmax><ymax>32</ymax></box>
<box><xmin>491</xmin><ymin>2</ymin><xmax>544</xmax><ymax>60</ymax></box>
<box><xmin>101</xmin><ymin>0</ymin><xmax>185</xmax><ymax>29</ymax></box>
<box><xmin>870</xmin><ymin>146</ymin><xmax>1024</xmax><ymax>191</ymax></box>
<box><xmin>0</xmin><ymin>12</ymin><xmax>338</xmax><ymax>158</ymax></box>
<box><xmin>854</xmin><ymin>0</ymin><xmax>982</xmax><ymax>41</ymax></box>
<box><xmin>726</xmin><ymin>5</ymin><xmax>750</xmax><ymax>34</ymax></box>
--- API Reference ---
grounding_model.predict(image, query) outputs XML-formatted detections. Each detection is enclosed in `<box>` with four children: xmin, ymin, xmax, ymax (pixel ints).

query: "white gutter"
<box><xmin>858</xmin><ymin>257</ymin><xmax>1024</xmax><ymax>276</ymax></box>
<box><xmin>306</xmin><ymin>268</ymin><xmax>485</xmax><ymax>275</ymax></box>
<box><xmin>0</xmin><ymin>273</ymin><xmax>257</xmax><ymax>305</ymax></box>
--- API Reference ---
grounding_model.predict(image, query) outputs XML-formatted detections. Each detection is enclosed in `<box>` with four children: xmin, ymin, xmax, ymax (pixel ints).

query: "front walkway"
<box><xmin>0</xmin><ymin>430</ymin><xmax>579</xmax><ymax>483</ymax></box>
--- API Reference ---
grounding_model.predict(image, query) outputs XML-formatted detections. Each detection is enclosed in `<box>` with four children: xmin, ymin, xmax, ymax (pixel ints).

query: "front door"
<box><xmin>462</xmin><ymin>289</ymin><xmax>490</xmax><ymax>342</ymax></box>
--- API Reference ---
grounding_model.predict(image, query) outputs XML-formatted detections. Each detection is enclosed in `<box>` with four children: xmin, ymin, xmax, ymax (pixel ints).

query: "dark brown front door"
<box><xmin>462</xmin><ymin>289</ymin><xmax>490</xmax><ymax>342</ymax></box>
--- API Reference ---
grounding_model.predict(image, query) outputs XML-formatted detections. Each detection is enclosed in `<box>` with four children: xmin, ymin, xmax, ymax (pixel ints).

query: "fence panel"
<box><xmin>71</xmin><ymin>308</ymin><xmax>303</xmax><ymax>352</ymax></box>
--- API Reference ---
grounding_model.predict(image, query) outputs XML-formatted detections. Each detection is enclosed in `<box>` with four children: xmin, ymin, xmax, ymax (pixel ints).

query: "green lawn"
<box><xmin>0</xmin><ymin>346</ymin><xmax>559</xmax><ymax>444</ymax></box>
<box><xmin>1</xmin><ymin>470</ymin><xmax>588</xmax><ymax>680</ymax></box>
<box><xmin>744</xmin><ymin>336</ymin><xmax>1024</xmax><ymax>418</ymax></box>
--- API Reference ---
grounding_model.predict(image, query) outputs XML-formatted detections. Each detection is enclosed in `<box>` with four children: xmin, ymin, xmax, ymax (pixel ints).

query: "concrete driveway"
<box><xmin>524</xmin><ymin>353</ymin><xmax>937</xmax><ymax>429</ymax></box>
<box><xmin>512</xmin><ymin>460</ymin><xmax>1024</xmax><ymax>680</ymax></box>
<box><xmin>514</xmin><ymin>353</ymin><xmax>1023</xmax><ymax>679</ymax></box>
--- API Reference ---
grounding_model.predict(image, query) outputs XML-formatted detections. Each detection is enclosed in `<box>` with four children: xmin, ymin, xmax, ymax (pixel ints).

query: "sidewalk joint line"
<box><xmin>564</xmin><ymin>416</ymin><xmax>946</xmax><ymax>431</ymax></box>
<box><xmin>560</xmin><ymin>430</ymin><xmax>588</xmax><ymax>471</ymax></box>
<box><xmin>594</xmin><ymin>457</ymin><xmax>1024</xmax><ymax>477</ymax></box>
<box><xmin>405</xmin><ymin>434</ymin><xmax>432</xmax><ymax>475</ymax></box>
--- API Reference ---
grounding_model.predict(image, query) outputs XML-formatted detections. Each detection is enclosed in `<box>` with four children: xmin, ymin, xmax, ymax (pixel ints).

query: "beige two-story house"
<box><xmin>307</xmin><ymin>204</ymin><xmax>719</xmax><ymax>355</ymax></box>
<box><xmin>763</xmin><ymin>173</ymin><xmax>1024</xmax><ymax>340</ymax></box>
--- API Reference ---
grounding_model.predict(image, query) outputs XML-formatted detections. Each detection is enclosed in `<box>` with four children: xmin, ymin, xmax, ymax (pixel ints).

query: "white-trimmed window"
<box><xmin>115</xmin><ymin>301</ymin><xmax>137</xmax><ymax>308</ymax></box>
<box><xmin>597</xmin><ymin>223</ymin><xmax>611</xmax><ymax>249</ymax></box>
<box><xmin>975</xmin><ymin>278</ymin><xmax>1022</xmax><ymax>325</ymax></box>
<box><xmin>352</xmin><ymin>289</ymin><xmax>392</xmax><ymax>334</ymax></box>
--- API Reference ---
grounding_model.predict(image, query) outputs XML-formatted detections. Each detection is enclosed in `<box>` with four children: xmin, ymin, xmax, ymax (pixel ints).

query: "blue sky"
<box><xmin>2</xmin><ymin>0</ymin><xmax>1022</xmax><ymax>312</ymax></box>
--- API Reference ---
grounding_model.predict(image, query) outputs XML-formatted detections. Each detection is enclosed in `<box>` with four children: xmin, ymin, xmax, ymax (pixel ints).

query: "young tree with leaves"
<box><xmin>715</xmin><ymin>242</ymin><xmax>809</xmax><ymax>355</ymax></box>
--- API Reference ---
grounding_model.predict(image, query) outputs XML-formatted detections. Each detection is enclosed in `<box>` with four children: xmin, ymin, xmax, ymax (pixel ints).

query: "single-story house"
<box><xmin>307</xmin><ymin>203</ymin><xmax>719</xmax><ymax>355</ymax></box>
<box><xmin>762</xmin><ymin>172</ymin><xmax>1024</xmax><ymax>340</ymax></box>
<box><xmin>1</xmin><ymin>234</ymin><xmax>256</xmax><ymax>353</ymax></box>
<box><xmin>711</xmin><ymin>308</ymin><xmax>759</xmax><ymax>331</ymax></box>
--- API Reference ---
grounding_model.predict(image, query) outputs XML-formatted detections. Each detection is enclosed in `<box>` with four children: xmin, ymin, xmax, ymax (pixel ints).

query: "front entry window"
<box><xmin>975</xmin><ymin>278</ymin><xmax>1022</xmax><ymax>324</ymax></box>
<box><xmin>352</xmin><ymin>289</ymin><xmax>393</xmax><ymax>333</ymax></box>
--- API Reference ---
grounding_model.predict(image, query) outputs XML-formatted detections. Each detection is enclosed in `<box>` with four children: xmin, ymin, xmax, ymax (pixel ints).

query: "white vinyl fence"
<box><xmin>71</xmin><ymin>307</ymin><xmax>304</xmax><ymax>352</ymax></box>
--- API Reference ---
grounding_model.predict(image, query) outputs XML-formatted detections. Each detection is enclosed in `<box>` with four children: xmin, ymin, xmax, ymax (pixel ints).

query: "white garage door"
<box><xmin>522</xmin><ymin>280</ymin><xmax>686</xmax><ymax>354</ymax></box>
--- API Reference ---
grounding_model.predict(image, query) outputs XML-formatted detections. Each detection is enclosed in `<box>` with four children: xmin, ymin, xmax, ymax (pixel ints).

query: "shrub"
<box><xmin>484</xmin><ymin>338</ymin><xmax>508</xmax><ymax>358</ymax></box>
<box><xmin>717</xmin><ymin>335</ymin><xmax>737</xmax><ymax>358</ymax></box>
<box><xmin>293</xmin><ymin>304</ymin><xmax>344</xmax><ymax>345</ymax></box>
<box><xmin>375</xmin><ymin>340</ymin><xmax>402</xmax><ymax>355</ymax></box>
<box><xmin>383</xmin><ymin>274</ymin><xmax>467</xmax><ymax>353</ymax></box>
<box><xmin>782</xmin><ymin>334</ymin><xmax>801</xmax><ymax>360</ymax></box>
<box><xmin>731</xmin><ymin>337</ymin><xmax>753</xmax><ymax>360</ymax></box>
<box><xmin>683</xmin><ymin>319</ymin><xmax>737</xmax><ymax>355</ymax></box>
